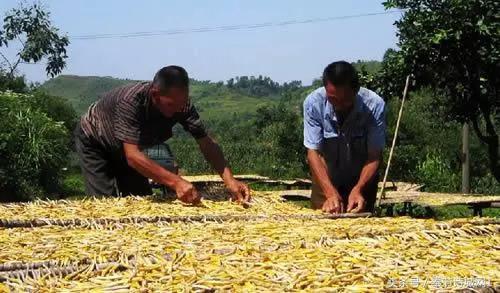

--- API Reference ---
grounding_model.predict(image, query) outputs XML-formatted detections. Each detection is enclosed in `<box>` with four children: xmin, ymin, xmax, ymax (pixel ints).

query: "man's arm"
<box><xmin>303</xmin><ymin>96</ymin><xmax>344</xmax><ymax>213</ymax></box>
<box><xmin>307</xmin><ymin>149</ymin><xmax>344</xmax><ymax>213</ymax></box>
<box><xmin>346</xmin><ymin>150</ymin><xmax>381</xmax><ymax>213</ymax></box>
<box><xmin>196</xmin><ymin>135</ymin><xmax>250</xmax><ymax>202</ymax></box>
<box><xmin>354</xmin><ymin>150</ymin><xmax>381</xmax><ymax>191</ymax></box>
<box><xmin>123</xmin><ymin>142</ymin><xmax>200</xmax><ymax>204</ymax></box>
<box><xmin>347</xmin><ymin>96</ymin><xmax>386</xmax><ymax>213</ymax></box>
<box><xmin>196</xmin><ymin>135</ymin><xmax>229</xmax><ymax>179</ymax></box>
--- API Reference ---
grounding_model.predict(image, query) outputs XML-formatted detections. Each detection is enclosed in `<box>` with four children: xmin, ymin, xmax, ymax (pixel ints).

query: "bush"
<box><xmin>0</xmin><ymin>71</ymin><xmax>28</xmax><ymax>93</ymax></box>
<box><xmin>472</xmin><ymin>173</ymin><xmax>500</xmax><ymax>195</ymax></box>
<box><xmin>60</xmin><ymin>169</ymin><xmax>86</xmax><ymax>196</ymax></box>
<box><xmin>253</xmin><ymin>103</ymin><xmax>307</xmax><ymax>178</ymax></box>
<box><xmin>16</xmin><ymin>89</ymin><xmax>78</xmax><ymax>132</ymax></box>
<box><xmin>0</xmin><ymin>91</ymin><xmax>70</xmax><ymax>201</ymax></box>
<box><xmin>415</xmin><ymin>153</ymin><xmax>460</xmax><ymax>193</ymax></box>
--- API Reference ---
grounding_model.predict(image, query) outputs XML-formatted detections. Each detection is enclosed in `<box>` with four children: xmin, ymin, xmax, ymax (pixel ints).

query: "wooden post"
<box><xmin>462</xmin><ymin>123</ymin><xmax>470</xmax><ymax>194</ymax></box>
<box><xmin>377</xmin><ymin>75</ymin><xmax>412</xmax><ymax>208</ymax></box>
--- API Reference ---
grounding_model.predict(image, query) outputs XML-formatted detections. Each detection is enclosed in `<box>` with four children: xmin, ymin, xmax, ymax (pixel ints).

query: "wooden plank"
<box><xmin>181</xmin><ymin>174</ymin><xmax>271</xmax><ymax>183</ymax></box>
<box><xmin>377</xmin><ymin>181</ymin><xmax>424</xmax><ymax>192</ymax></box>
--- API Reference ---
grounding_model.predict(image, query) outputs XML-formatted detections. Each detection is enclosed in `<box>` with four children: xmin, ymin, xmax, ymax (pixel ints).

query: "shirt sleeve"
<box><xmin>114</xmin><ymin>96</ymin><xmax>142</xmax><ymax>145</ymax></box>
<box><xmin>367</xmin><ymin>100</ymin><xmax>386</xmax><ymax>151</ymax></box>
<box><xmin>178</xmin><ymin>102</ymin><xmax>208</xmax><ymax>139</ymax></box>
<box><xmin>303</xmin><ymin>98</ymin><xmax>323</xmax><ymax>150</ymax></box>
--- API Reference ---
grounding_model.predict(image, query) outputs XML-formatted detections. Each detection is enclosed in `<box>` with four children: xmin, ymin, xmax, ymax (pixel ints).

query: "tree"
<box><xmin>0</xmin><ymin>3</ymin><xmax>69</xmax><ymax>78</ymax></box>
<box><xmin>384</xmin><ymin>0</ymin><xmax>500</xmax><ymax>181</ymax></box>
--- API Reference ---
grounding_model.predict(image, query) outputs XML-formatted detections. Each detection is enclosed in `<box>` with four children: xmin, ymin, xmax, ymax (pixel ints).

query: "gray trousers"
<box><xmin>74</xmin><ymin>123</ymin><xmax>152</xmax><ymax>196</ymax></box>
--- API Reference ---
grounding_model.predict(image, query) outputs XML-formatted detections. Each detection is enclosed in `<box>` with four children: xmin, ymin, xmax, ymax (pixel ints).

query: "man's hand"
<box><xmin>175</xmin><ymin>179</ymin><xmax>201</xmax><ymax>204</ymax></box>
<box><xmin>196</xmin><ymin>136</ymin><xmax>250</xmax><ymax>206</ymax></box>
<box><xmin>347</xmin><ymin>187</ymin><xmax>365</xmax><ymax>213</ymax></box>
<box><xmin>322</xmin><ymin>193</ymin><xmax>344</xmax><ymax>214</ymax></box>
<box><xmin>226</xmin><ymin>179</ymin><xmax>251</xmax><ymax>204</ymax></box>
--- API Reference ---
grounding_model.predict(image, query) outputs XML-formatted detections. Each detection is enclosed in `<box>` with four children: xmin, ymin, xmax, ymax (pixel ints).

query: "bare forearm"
<box><xmin>354</xmin><ymin>156</ymin><xmax>381</xmax><ymax>191</ymax></box>
<box><xmin>198</xmin><ymin>136</ymin><xmax>233</xmax><ymax>181</ymax></box>
<box><xmin>307</xmin><ymin>149</ymin><xmax>338</xmax><ymax>198</ymax></box>
<box><xmin>126</xmin><ymin>151</ymin><xmax>181</xmax><ymax>188</ymax></box>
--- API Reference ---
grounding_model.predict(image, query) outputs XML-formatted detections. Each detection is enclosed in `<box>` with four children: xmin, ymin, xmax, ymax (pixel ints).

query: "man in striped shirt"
<box><xmin>75</xmin><ymin>66</ymin><xmax>250</xmax><ymax>204</ymax></box>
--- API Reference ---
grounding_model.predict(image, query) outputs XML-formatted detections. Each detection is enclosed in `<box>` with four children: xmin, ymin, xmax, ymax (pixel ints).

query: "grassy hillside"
<box><xmin>39</xmin><ymin>61</ymin><xmax>381</xmax><ymax>119</ymax></box>
<box><xmin>40</xmin><ymin>75</ymin><xmax>132</xmax><ymax>115</ymax></box>
<box><xmin>40</xmin><ymin>75</ymin><xmax>277</xmax><ymax>120</ymax></box>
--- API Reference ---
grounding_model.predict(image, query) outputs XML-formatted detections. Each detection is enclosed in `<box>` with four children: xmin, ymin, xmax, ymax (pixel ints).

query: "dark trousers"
<box><xmin>74</xmin><ymin>123</ymin><xmax>152</xmax><ymax>196</ymax></box>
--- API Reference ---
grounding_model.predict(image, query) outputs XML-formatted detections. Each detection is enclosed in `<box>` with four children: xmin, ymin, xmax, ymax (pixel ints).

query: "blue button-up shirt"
<box><xmin>303</xmin><ymin>87</ymin><xmax>386</xmax><ymax>185</ymax></box>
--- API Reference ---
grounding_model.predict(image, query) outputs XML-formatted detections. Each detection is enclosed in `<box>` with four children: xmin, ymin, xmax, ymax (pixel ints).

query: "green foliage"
<box><xmin>0</xmin><ymin>92</ymin><xmax>69</xmax><ymax>200</ymax></box>
<box><xmin>168</xmin><ymin>90</ymin><xmax>307</xmax><ymax>179</ymax></box>
<box><xmin>227</xmin><ymin>75</ymin><xmax>301</xmax><ymax>98</ymax></box>
<box><xmin>357</xmin><ymin>49</ymin><xmax>407</xmax><ymax>100</ymax></box>
<box><xmin>253</xmin><ymin>101</ymin><xmax>307</xmax><ymax>178</ymax></box>
<box><xmin>415</xmin><ymin>153</ymin><xmax>460</xmax><ymax>193</ymax></box>
<box><xmin>60</xmin><ymin>169</ymin><xmax>86</xmax><ymax>196</ymax></box>
<box><xmin>433</xmin><ymin>205</ymin><xmax>500</xmax><ymax>220</ymax></box>
<box><xmin>0</xmin><ymin>75</ymin><xmax>77</xmax><ymax>133</ymax></box>
<box><xmin>381</xmin><ymin>87</ymin><xmax>496</xmax><ymax>193</ymax></box>
<box><xmin>191</xmin><ymin>80</ymin><xmax>276</xmax><ymax>122</ymax></box>
<box><xmin>472</xmin><ymin>173</ymin><xmax>500</xmax><ymax>195</ymax></box>
<box><xmin>0</xmin><ymin>3</ymin><xmax>69</xmax><ymax>77</ymax></box>
<box><xmin>383</xmin><ymin>0</ymin><xmax>499</xmax><ymax>181</ymax></box>
<box><xmin>28</xmin><ymin>90</ymin><xmax>78</xmax><ymax>132</ymax></box>
<box><xmin>383</xmin><ymin>89</ymin><xmax>459</xmax><ymax>180</ymax></box>
<box><xmin>352</xmin><ymin>60</ymin><xmax>381</xmax><ymax>74</ymax></box>
<box><xmin>0</xmin><ymin>70</ymin><xmax>27</xmax><ymax>92</ymax></box>
<box><xmin>0</xmin><ymin>91</ymin><xmax>70</xmax><ymax>201</ymax></box>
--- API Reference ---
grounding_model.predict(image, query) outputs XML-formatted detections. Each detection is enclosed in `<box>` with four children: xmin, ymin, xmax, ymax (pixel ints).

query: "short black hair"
<box><xmin>153</xmin><ymin>65</ymin><xmax>189</xmax><ymax>92</ymax></box>
<box><xmin>322</xmin><ymin>61</ymin><xmax>359</xmax><ymax>89</ymax></box>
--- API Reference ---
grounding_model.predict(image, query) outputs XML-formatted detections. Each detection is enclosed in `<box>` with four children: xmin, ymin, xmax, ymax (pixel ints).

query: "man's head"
<box><xmin>322</xmin><ymin>61</ymin><xmax>360</xmax><ymax>112</ymax></box>
<box><xmin>150</xmin><ymin>65</ymin><xmax>189</xmax><ymax>117</ymax></box>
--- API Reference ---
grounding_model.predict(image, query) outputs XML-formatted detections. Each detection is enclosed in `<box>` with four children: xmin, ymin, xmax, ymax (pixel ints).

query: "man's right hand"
<box><xmin>175</xmin><ymin>179</ymin><xmax>201</xmax><ymax>204</ymax></box>
<box><xmin>322</xmin><ymin>194</ymin><xmax>344</xmax><ymax>214</ymax></box>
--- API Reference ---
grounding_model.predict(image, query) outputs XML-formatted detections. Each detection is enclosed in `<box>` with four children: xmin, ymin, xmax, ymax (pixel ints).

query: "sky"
<box><xmin>0</xmin><ymin>0</ymin><xmax>401</xmax><ymax>85</ymax></box>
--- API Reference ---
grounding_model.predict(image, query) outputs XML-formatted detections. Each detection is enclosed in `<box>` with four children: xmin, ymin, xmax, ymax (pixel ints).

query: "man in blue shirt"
<box><xmin>303</xmin><ymin>61</ymin><xmax>386</xmax><ymax>214</ymax></box>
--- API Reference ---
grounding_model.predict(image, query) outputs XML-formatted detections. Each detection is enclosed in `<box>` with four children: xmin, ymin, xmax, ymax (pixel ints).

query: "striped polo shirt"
<box><xmin>80</xmin><ymin>82</ymin><xmax>207</xmax><ymax>151</ymax></box>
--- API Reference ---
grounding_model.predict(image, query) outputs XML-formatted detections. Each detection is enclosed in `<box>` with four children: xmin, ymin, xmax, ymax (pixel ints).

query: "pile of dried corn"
<box><xmin>0</xmin><ymin>191</ymin><xmax>318</xmax><ymax>222</ymax></box>
<box><xmin>0</xmin><ymin>191</ymin><xmax>498</xmax><ymax>292</ymax></box>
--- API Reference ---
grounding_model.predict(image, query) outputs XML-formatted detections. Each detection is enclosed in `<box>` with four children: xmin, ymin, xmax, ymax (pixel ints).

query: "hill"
<box><xmin>40</xmin><ymin>75</ymin><xmax>278</xmax><ymax>121</ymax></box>
<box><xmin>39</xmin><ymin>60</ymin><xmax>381</xmax><ymax>120</ymax></box>
<box><xmin>40</xmin><ymin>75</ymin><xmax>131</xmax><ymax>115</ymax></box>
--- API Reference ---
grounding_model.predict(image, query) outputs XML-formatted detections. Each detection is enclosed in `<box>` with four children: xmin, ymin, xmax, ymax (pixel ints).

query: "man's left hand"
<box><xmin>225</xmin><ymin>179</ymin><xmax>251</xmax><ymax>204</ymax></box>
<box><xmin>347</xmin><ymin>187</ymin><xmax>365</xmax><ymax>213</ymax></box>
